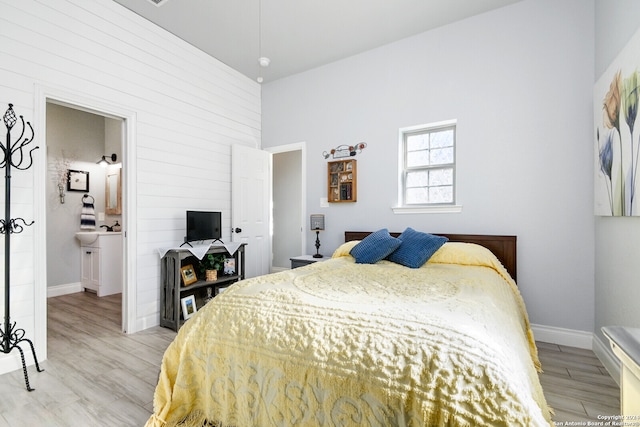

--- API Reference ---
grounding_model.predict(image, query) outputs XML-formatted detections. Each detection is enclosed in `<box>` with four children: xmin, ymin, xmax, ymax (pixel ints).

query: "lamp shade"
<box><xmin>310</xmin><ymin>214</ymin><xmax>325</xmax><ymax>231</ymax></box>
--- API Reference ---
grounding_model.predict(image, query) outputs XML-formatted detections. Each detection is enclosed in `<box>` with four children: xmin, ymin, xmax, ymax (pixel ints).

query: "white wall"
<box><xmin>593</xmin><ymin>1</ymin><xmax>640</xmax><ymax>349</ymax></box>
<box><xmin>0</xmin><ymin>0</ymin><xmax>259</xmax><ymax>373</ymax></box>
<box><xmin>262</xmin><ymin>0</ymin><xmax>595</xmax><ymax>332</ymax></box>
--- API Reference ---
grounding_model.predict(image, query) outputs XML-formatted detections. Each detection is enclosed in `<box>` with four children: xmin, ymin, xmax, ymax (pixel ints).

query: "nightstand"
<box><xmin>290</xmin><ymin>255</ymin><xmax>329</xmax><ymax>269</ymax></box>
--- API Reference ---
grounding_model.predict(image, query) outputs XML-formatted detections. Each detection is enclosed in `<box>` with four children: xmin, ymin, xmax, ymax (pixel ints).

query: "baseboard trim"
<box><xmin>0</xmin><ymin>349</ymin><xmax>36</xmax><ymax>376</ymax></box>
<box><xmin>593</xmin><ymin>333</ymin><xmax>621</xmax><ymax>386</ymax></box>
<box><xmin>531</xmin><ymin>323</ymin><xmax>593</xmax><ymax>349</ymax></box>
<box><xmin>134</xmin><ymin>313</ymin><xmax>160</xmax><ymax>334</ymax></box>
<box><xmin>47</xmin><ymin>282</ymin><xmax>82</xmax><ymax>298</ymax></box>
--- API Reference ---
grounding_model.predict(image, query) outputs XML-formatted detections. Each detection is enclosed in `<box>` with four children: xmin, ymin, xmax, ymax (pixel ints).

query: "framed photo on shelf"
<box><xmin>180</xmin><ymin>264</ymin><xmax>197</xmax><ymax>286</ymax></box>
<box><xmin>67</xmin><ymin>169</ymin><xmax>89</xmax><ymax>192</ymax></box>
<box><xmin>180</xmin><ymin>295</ymin><xmax>197</xmax><ymax>320</ymax></box>
<box><xmin>223</xmin><ymin>258</ymin><xmax>236</xmax><ymax>275</ymax></box>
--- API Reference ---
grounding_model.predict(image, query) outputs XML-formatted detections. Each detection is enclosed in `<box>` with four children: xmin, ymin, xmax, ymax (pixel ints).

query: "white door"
<box><xmin>232</xmin><ymin>144</ymin><xmax>271</xmax><ymax>278</ymax></box>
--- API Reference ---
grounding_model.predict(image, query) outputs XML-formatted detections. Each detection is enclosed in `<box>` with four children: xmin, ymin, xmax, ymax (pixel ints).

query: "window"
<box><xmin>396</xmin><ymin>120</ymin><xmax>459</xmax><ymax>212</ymax></box>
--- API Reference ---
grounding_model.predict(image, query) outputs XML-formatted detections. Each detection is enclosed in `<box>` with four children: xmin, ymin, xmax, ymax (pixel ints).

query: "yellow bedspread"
<box><xmin>146</xmin><ymin>242</ymin><xmax>552</xmax><ymax>427</ymax></box>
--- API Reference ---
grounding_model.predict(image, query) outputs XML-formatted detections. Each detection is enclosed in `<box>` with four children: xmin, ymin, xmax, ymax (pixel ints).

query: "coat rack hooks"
<box><xmin>0</xmin><ymin>103</ymin><xmax>44</xmax><ymax>391</ymax></box>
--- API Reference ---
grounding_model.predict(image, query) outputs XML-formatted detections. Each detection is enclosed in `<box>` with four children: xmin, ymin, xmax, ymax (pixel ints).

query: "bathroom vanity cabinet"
<box><xmin>160</xmin><ymin>244</ymin><xmax>246</xmax><ymax>331</ymax></box>
<box><xmin>80</xmin><ymin>232</ymin><xmax>123</xmax><ymax>297</ymax></box>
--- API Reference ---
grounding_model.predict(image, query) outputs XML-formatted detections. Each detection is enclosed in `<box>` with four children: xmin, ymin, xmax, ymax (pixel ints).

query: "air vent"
<box><xmin>146</xmin><ymin>0</ymin><xmax>171</xmax><ymax>6</ymax></box>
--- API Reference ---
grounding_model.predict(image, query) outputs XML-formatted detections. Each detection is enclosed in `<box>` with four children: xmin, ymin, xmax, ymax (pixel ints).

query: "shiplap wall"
<box><xmin>0</xmin><ymin>0</ymin><xmax>260</xmax><ymax>374</ymax></box>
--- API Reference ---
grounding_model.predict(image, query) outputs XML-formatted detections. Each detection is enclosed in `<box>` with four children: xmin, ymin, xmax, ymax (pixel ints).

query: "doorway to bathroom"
<box><xmin>45</xmin><ymin>101</ymin><xmax>126</xmax><ymax>331</ymax></box>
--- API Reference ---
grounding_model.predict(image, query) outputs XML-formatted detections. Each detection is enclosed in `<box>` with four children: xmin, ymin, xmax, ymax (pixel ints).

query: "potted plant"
<box><xmin>200</xmin><ymin>253</ymin><xmax>226</xmax><ymax>282</ymax></box>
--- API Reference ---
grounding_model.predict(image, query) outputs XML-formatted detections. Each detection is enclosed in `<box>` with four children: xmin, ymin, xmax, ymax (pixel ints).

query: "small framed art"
<box><xmin>180</xmin><ymin>264</ymin><xmax>198</xmax><ymax>286</ymax></box>
<box><xmin>67</xmin><ymin>169</ymin><xmax>89</xmax><ymax>192</ymax></box>
<box><xmin>223</xmin><ymin>258</ymin><xmax>236</xmax><ymax>275</ymax></box>
<box><xmin>180</xmin><ymin>295</ymin><xmax>197</xmax><ymax>320</ymax></box>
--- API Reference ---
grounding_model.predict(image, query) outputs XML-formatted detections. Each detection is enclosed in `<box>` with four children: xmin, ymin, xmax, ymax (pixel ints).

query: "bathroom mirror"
<box><xmin>105</xmin><ymin>168</ymin><xmax>122</xmax><ymax>215</ymax></box>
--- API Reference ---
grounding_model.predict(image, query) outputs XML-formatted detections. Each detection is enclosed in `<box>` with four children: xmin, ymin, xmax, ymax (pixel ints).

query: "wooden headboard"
<box><xmin>344</xmin><ymin>231</ymin><xmax>517</xmax><ymax>281</ymax></box>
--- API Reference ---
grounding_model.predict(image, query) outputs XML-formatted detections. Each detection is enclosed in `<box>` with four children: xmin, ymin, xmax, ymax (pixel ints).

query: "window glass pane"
<box><xmin>406</xmin><ymin>187</ymin><xmax>429</xmax><ymax>204</ymax></box>
<box><xmin>430</xmin><ymin>129</ymin><xmax>453</xmax><ymax>148</ymax></box>
<box><xmin>407</xmin><ymin>150</ymin><xmax>429</xmax><ymax>167</ymax></box>
<box><xmin>429</xmin><ymin>168</ymin><xmax>453</xmax><ymax>186</ymax></box>
<box><xmin>429</xmin><ymin>147</ymin><xmax>453</xmax><ymax>165</ymax></box>
<box><xmin>429</xmin><ymin>186</ymin><xmax>453</xmax><ymax>203</ymax></box>
<box><xmin>406</xmin><ymin>170</ymin><xmax>429</xmax><ymax>187</ymax></box>
<box><xmin>407</xmin><ymin>134</ymin><xmax>428</xmax><ymax>151</ymax></box>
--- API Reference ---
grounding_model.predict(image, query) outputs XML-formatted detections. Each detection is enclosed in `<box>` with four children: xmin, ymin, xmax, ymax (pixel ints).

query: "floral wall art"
<box><xmin>595</xmin><ymin>29</ymin><xmax>640</xmax><ymax>216</ymax></box>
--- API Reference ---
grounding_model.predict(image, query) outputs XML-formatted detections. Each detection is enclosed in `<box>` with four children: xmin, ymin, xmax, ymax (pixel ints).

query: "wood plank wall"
<box><xmin>0</xmin><ymin>0</ymin><xmax>260</xmax><ymax>373</ymax></box>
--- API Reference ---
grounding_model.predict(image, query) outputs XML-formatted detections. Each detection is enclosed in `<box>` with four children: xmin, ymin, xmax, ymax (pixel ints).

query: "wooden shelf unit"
<box><xmin>328</xmin><ymin>159</ymin><xmax>357</xmax><ymax>202</ymax></box>
<box><xmin>160</xmin><ymin>244</ymin><xmax>246</xmax><ymax>331</ymax></box>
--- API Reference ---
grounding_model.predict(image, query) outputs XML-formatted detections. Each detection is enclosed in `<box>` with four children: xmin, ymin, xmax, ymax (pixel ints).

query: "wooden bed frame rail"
<box><xmin>344</xmin><ymin>231</ymin><xmax>517</xmax><ymax>281</ymax></box>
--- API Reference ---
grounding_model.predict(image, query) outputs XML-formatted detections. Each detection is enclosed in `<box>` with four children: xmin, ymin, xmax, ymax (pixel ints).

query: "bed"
<box><xmin>145</xmin><ymin>230</ymin><xmax>552</xmax><ymax>427</ymax></box>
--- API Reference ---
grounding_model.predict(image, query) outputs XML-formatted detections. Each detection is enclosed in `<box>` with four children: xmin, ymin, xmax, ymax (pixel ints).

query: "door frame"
<box><xmin>34</xmin><ymin>84</ymin><xmax>138</xmax><ymax>360</ymax></box>
<box><xmin>265</xmin><ymin>142</ymin><xmax>307</xmax><ymax>264</ymax></box>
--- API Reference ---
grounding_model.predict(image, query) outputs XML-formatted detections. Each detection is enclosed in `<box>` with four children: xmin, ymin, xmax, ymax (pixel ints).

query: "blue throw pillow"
<box><xmin>350</xmin><ymin>229</ymin><xmax>401</xmax><ymax>264</ymax></box>
<box><xmin>387</xmin><ymin>227</ymin><xmax>448</xmax><ymax>268</ymax></box>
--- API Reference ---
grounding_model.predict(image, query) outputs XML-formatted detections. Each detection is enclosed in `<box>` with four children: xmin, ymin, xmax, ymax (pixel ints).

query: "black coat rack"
<box><xmin>0</xmin><ymin>104</ymin><xmax>43</xmax><ymax>391</ymax></box>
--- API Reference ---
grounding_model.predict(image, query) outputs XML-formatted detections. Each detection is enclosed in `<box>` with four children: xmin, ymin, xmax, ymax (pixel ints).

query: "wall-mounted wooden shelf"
<box><xmin>328</xmin><ymin>159</ymin><xmax>357</xmax><ymax>202</ymax></box>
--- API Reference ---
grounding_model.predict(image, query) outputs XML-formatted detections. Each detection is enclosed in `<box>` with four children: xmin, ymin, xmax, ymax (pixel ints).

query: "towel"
<box><xmin>80</xmin><ymin>201</ymin><xmax>96</xmax><ymax>230</ymax></box>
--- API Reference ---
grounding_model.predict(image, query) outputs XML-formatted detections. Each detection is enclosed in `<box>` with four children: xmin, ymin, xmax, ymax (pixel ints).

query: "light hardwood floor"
<box><xmin>0</xmin><ymin>292</ymin><xmax>176</xmax><ymax>427</ymax></box>
<box><xmin>0</xmin><ymin>292</ymin><xmax>622</xmax><ymax>426</ymax></box>
<box><xmin>538</xmin><ymin>341</ymin><xmax>621</xmax><ymax>423</ymax></box>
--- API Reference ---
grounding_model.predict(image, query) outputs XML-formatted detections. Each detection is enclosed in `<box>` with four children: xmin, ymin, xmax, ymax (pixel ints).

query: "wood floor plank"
<box><xmin>538</xmin><ymin>340</ymin><xmax>621</xmax><ymax>424</ymax></box>
<box><xmin>0</xmin><ymin>291</ymin><xmax>623</xmax><ymax>426</ymax></box>
<box><xmin>0</xmin><ymin>292</ymin><xmax>175</xmax><ymax>427</ymax></box>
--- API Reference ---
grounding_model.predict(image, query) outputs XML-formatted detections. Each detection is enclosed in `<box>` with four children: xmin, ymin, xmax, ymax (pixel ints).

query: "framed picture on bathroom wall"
<box><xmin>67</xmin><ymin>169</ymin><xmax>89</xmax><ymax>192</ymax></box>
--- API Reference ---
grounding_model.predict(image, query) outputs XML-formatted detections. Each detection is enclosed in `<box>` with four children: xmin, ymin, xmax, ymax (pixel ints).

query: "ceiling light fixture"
<box><xmin>258</xmin><ymin>57</ymin><xmax>270</xmax><ymax>68</ymax></box>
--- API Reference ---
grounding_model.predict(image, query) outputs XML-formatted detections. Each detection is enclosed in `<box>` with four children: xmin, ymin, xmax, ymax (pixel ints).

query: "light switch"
<box><xmin>320</xmin><ymin>197</ymin><xmax>329</xmax><ymax>208</ymax></box>
<box><xmin>98</xmin><ymin>212</ymin><xmax>105</xmax><ymax>221</ymax></box>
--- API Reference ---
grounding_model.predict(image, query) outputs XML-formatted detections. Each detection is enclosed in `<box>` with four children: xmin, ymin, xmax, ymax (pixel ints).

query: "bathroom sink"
<box><xmin>75</xmin><ymin>231</ymin><xmax>99</xmax><ymax>245</ymax></box>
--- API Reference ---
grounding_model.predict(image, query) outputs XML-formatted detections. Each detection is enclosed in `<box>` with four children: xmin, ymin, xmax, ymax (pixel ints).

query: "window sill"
<box><xmin>392</xmin><ymin>205</ymin><xmax>463</xmax><ymax>214</ymax></box>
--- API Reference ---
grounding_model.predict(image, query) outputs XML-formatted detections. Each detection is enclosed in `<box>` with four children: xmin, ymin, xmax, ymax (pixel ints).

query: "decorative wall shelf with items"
<box><xmin>328</xmin><ymin>159</ymin><xmax>357</xmax><ymax>203</ymax></box>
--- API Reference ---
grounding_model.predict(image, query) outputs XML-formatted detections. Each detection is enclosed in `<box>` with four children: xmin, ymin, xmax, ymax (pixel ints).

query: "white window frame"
<box><xmin>393</xmin><ymin>119</ymin><xmax>462</xmax><ymax>214</ymax></box>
